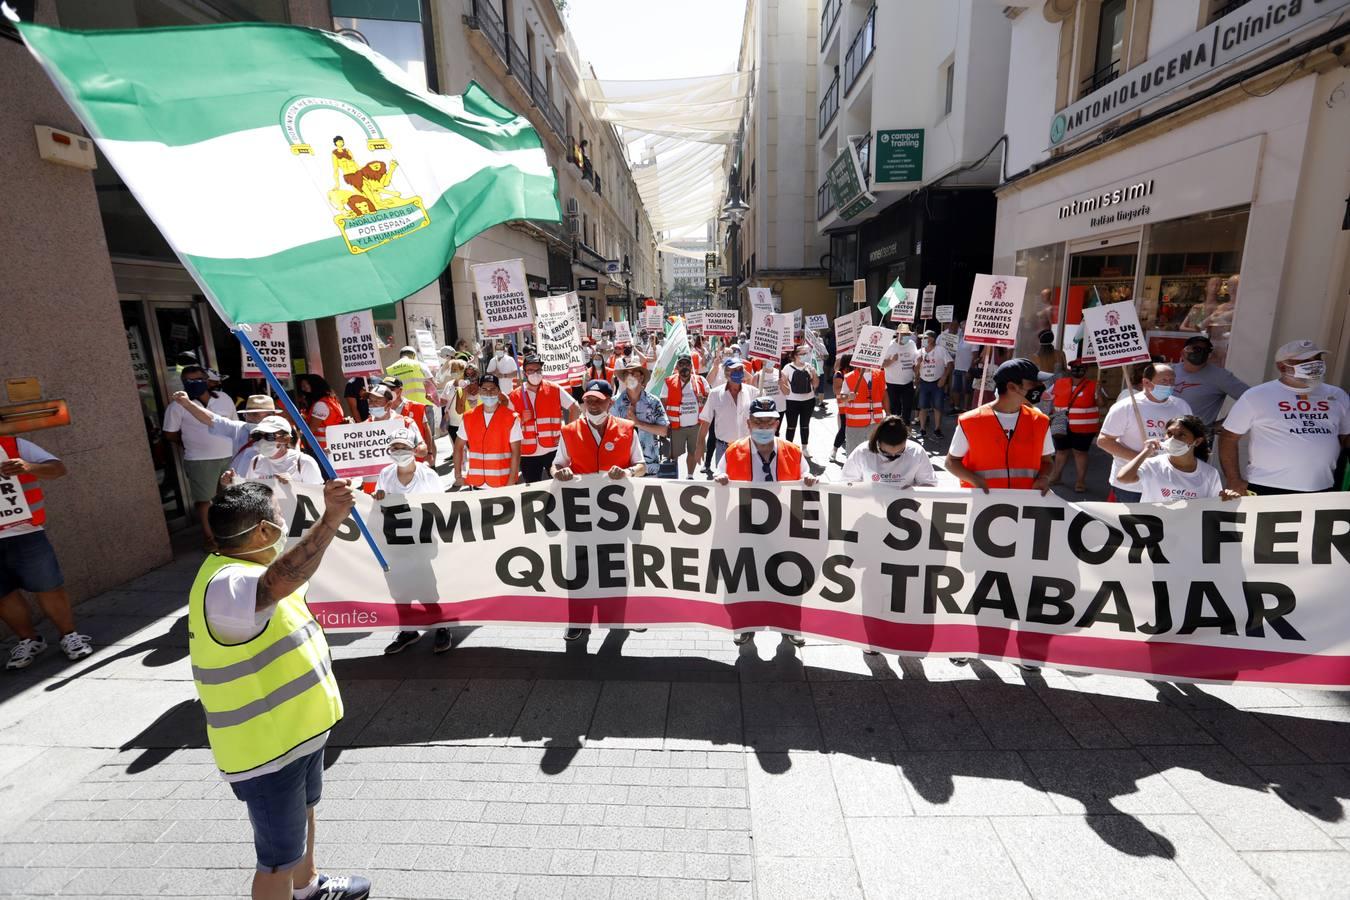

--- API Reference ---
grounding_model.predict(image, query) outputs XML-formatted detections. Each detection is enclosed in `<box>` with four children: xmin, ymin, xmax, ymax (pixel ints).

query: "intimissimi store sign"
<box><xmin>1049</xmin><ymin>0</ymin><xmax>1350</xmax><ymax>147</ymax></box>
<box><xmin>1058</xmin><ymin>179</ymin><xmax>1156</xmax><ymax>227</ymax></box>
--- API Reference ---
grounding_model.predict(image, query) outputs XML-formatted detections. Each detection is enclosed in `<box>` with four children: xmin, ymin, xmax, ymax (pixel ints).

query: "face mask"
<box><xmin>728</xmin><ymin>370</ymin><xmax>744</xmax><ymax>384</ymax></box>
<box><xmin>677</xmin><ymin>368</ymin><xmax>691</xmax><ymax>379</ymax></box>
<box><xmin>390</xmin><ymin>449</ymin><xmax>416</xmax><ymax>466</ymax></box>
<box><xmin>368</xmin><ymin>404</ymin><xmax>386</xmax><ymax>418</ymax></box>
<box><xmin>1023</xmin><ymin>385</ymin><xmax>1045</xmax><ymax>404</ymax></box>
<box><xmin>1150</xmin><ymin>385</ymin><xmax>1174</xmax><ymax>401</ymax></box>
<box><xmin>1292</xmin><ymin>360</ymin><xmax>1326</xmax><ymax>382</ymax></box>
<box><xmin>527</xmin><ymin>373</ymin><xmax>543</xmax><ymax>386</ymax></box>
<box><xmin>480</xmin><ymin>394</ymin><xmax>499</xmax><ymax>409</ymax></box>
<box><xmin>731</xmin><ymin>350</ymin><xmax>742</xmax><ymax>358</ymax></box>
<box><xmin>253</xmin><ymin>439</ymin><xmax>280</xmax><ymax>457</ymax></box>
<box><xmin>585</xmin><ymin>409</ymin><xmax>609</xmax><ymax>426</ymax></box>
<box><xmin>264</xmin><ymin>520</ymin><xmax>287</xmax><ymax>561</ymax></box>
<box><xmin>750</xmin><ymin>428</ymin><xmax>776</xmax><ymax>445</ymax></box>
<box><xmin>624</xmin><ymin>376</ymin><xmax>640</xmax><ymax>391</ymax></box>
<box><xmin>184</xmin><ymin>380</ymin><xmax>209</xmax><ymax>400</ymax></box>
<box><xmin>592</xmin><ymin>357</ymin><xmax>604</xmax><ymax>366</ymax></box>
<box><xmin>1160</xmin><ymin>436</ymin><xmax>1192</xmax><ymax>457</ymax></box>
<box><xmin>1185</xmin><ymin>348</ymin><xmax>1211</xmax><ymax>365</ymax></box>
<box><xmin>494</xmin><ymin>350</ymin><xmax>505</xmax><ymax>358</ymax></box>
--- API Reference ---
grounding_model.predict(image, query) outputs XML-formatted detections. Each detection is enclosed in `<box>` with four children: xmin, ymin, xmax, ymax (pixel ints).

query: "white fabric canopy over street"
<box><xmin>583</xmin><ymin>71</ymin><xmax>750</xmax><ymax>237</ymax></box>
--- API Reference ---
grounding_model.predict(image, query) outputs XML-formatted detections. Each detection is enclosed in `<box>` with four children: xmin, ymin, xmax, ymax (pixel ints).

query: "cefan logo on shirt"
<box><xmin>872</xmin><ymin>474</ymin><xmax>881</xmax><ymax>482</ymax></box>
<box><xmin>1160</xmin><ymin>488</ymin><xmax>1172</xmax><ymax>498</ymax></box>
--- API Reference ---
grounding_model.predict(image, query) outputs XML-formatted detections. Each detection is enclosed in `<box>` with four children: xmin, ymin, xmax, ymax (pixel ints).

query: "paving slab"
<box><xmin>846</xmin><ymin>816</ymin><xmax>1030</xmax><ymax>899</ymax></box>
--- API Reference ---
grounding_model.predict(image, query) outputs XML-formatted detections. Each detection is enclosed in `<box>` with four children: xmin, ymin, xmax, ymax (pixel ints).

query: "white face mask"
<box><xmin>1160</xmin><ymin>436</ymin><xmax>1192</xmax><ymax>457</ymax></box>
<box><xmin>1289</xmin><ymin>360</ymin><xmax>1326</xmax><ymax>390</ymax></box>
<box><xmin>585</xmin><ymin>409</ymin><xmax>609</xmax><ymax>427</ymax></box>
<box><xmin>494</xmin><ymin>350</ymin><xmax>505</xmax><ymax>359</ymax></box>
<box><xmin>624</xmin><ymin>376</ymin><xmax>641</xmax><ymax>391</ymax></box>
<box><xmin>253</xmin><ymin>439</ymin><xmax>279</xmax><ymax>457</ymax></box>
<box><xmin>390</xmin><ymin>449</ymin><xmax>416</xmax><ymax>466</ymax></box>
<box><xmin>527</xmin><ymin>372</ymin><xmax>543</xmax><ymax>386</ymax></box>
<box><xmin>368</xmin><ymin>405</ymin><xmax>386</xmax><ymax>418</ymax></box>
<box><xmin>264</xmin><ymin>520</ymin><xmax>287</xmax><ymax>561</ymax></box>
<box><xmin>480</xmin><ymin>394</ymin><xmax>499</xmax><ymax>409</ymax></box>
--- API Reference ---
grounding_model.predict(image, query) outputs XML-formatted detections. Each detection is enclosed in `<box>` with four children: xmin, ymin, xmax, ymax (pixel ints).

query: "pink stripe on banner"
<box><xmin>307</xmin><ymin>594</ymin><xmax>1350</xmax><ymax>688</ymax></box>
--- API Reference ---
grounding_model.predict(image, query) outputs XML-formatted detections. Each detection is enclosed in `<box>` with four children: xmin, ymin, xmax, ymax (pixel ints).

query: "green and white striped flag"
<box><xmin>16</xmin><ymin>19</ymin><xmax>560</xmax><ymax>325</ymax></box>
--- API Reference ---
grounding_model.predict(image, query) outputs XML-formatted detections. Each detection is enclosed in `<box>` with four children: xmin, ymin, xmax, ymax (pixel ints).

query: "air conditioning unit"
<box><xmin>565</xmin><ymin>197</ymin><xmax>579</xmax><ymax>216</ymax></box>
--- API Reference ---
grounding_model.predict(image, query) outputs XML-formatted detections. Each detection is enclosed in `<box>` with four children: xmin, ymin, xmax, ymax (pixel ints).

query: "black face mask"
<box><xmin>184</xmin><ymin>380</ymin><xmax>210</xmax><ymax>400</ymax></box>
<box><xmin>1023</xmin><ymin>384</ymin><xmax>1045</xmax><ymax>404</ymax></box>
<box><xmin>1185</xmin><ymin>348</ymin><xmax>1211</xmax><ymax>364</ymax></box>
<box><xmin>1069</xmin><ymin>368</ymin><xmax>1085</xmax><ymax>380</ymax></box>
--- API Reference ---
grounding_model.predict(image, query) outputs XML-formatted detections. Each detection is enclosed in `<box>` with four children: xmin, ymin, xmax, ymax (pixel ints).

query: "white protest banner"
<box><xmin>642</xmin><ymin>305</ymin><xmax>665</xmax><ymax>333</ymax></box>
<box><xmin>591</xmin><ymin>327</ymin><xmax>604</xmax><ymax>342</ymax></box>
<box><xmin>939</xmin><ymin>332</ymin><xmax>959</xmax><ymax>356</ymax></box>
<box><xmin>0</xmin><ymin>445</ymin><xmax>33</xmax><ymax>531</ymax></box>
<box><xmin>852</xmin><ymin>279</ymin><xmax>867</xmax><ymax>305</ymax></box>
<box><xmin>613</xmin><ymin>320</ymin><xmax>633</xmax><ymax>346</ymax></box>
<box><xmin>748</xmin><ymin>287</ymin><xmax>774</xmax><ymax>314</ymax></box>
<box><xmin>535</xmin><ymin>293</ymin><xmax>583</xmax><ymax>382</ymax></box>
<box><xmin>753</xmin><ymin>312</ymin><xmax>793</xmax><ymax>355</ymax></box>
<box><xmin>241</xmin><ymin>322</ymin><xmax>291</xmax><ymax>377</ymax></box>
<box><xmin>703</xmin><ymin>310</ymin><xmax>739</xmax><ymax>338</ymax></box>
<box><xmin>284</xmin><ymin>483</ymin><xmax>1350</xmax><ymax>689</ymax></box>
<box><xmin>1082</xmin><ymin>303</ymin><xmax>1150</xmax><ymax>368</ymax></box>
<box><xmin>964</xmin><ymin>274</ymin><xmax>1028</xmax><ymax>348</ymax></box>
<box><xmin>472</xmin><ymin>258</ymin><xmax>533</xmax><ymax>336</ymax></box>
<box><xmin>791</xmin><ymin>308</ymin><xmax>803</xmax><ymax>336</ymax></box>
<box><xmin>935</xmin><ymin>304</ymin><xmax>954</xmax><ymax>324</ymax></box>
<box><xmin>834</xmin><ymin>308</ymin><xmax>869</xmax><ymax>354</ymax></box>
<box><xmin>748</xmin><ymin>320</ymin><xmax>785</xmax><ymax>362</ymax></box>
<box><xmin>806</xmin><ymin>314</ymin><xmax>829</xmax><ymax>332</ymax></box>
<box><xmin>338</xmin><ymin>310</ymin><xmax>384</xmax><ymax>377</ymax></box>
<box><xmin>889</xmin><ymin>286</ymin><xmax>917</xmax><ymax>323</ymax></box>
<box><xmin>413</xmin><ymin>329</ymin><xmax>439</xmax><ymax>366</ymax></box>
<box><xmin>324</xmin><ymin>421</ymin><xmax>401</xmax><ymax>478</ymax></box>
<box><xmin>687</xmin><ymin>310</ymin><xmax>705</xmax><ymax>334</ymax></box>
<box><xmin>920</xmin><ymin>285</ymin><xmax>936</xmax><ymax>320</ymax></box>
<box><xmin>850</xmin><ymin>325</ymin><xmax>890</xmax><ymax>369</ymax></box>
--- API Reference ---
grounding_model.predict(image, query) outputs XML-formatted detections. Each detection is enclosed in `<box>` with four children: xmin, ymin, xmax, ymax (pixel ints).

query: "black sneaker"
<box><xmin>310</xmin><ymin>873</ymin><xmax>371</xmax><ymax>899</ymax></box>
<box><xmin>787</xmin><ymin>634</ymin><xmax>806</xmax><ymax>647</ymax></box>
<box><xmin>733</xmin><ymin>633</ymin><xmax>753</xmax><ymax>646</ymax></box>
<box><xmin>949</xmin><ymin>657</ymin><xmax>972</xmax><ymax>666</ymax></box>
<box><xmin>432</xmin><ymin>628</ymin><xmax>452</xmax><ymax>654</ymax></box>
<box><xmin>383</xmin><ymin>631</ymin><xmax>421</xmax><ymax>655</ymax></box>
<box><xmin>863</xmin><ymin>650</ymin><xmax>881</xmax><ymax>656</ymax></box>
<box><xmin>564</xmin><ymin>628</ymin><xmax>587</xmax><ymax>641</ymax></box>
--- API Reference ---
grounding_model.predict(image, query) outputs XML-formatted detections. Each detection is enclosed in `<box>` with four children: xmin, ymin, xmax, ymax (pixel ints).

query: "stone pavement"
<box><xmin>6</xmin><ymin>401</ymin><xmax>1350</xmax><ymax>899</ymax></box>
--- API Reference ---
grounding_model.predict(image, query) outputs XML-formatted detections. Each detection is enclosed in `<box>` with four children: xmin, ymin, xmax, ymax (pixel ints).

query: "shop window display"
<box><xmin>1013</xmin><ymin>242</ymin><xmax>1065</xmax><ymax>359</ymax></box>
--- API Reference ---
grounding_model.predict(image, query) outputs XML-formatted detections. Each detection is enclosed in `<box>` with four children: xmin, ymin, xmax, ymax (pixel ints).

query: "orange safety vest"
<box><xmin>0</xmin><ymin>436</ymin><xmax>45</xmax><ymax>527</ymax></box>
<box><xmin>840</xmin><ymin>369</ymin><xmax>887</xmax><ymax>428</ymax></box>
<box><xmin>400</xmin><ymin>401</ymin><xmax>432</xmax><ymax>449</ymax></box>
<box><xmin>723</xmin><ymin>438</ymin><xmax>803</xmax><ymax>482</ymax></box>
<box><xmin>956</xmin><ymin>404</ymin><xmax>1051</xmax><ymax>489</ymax></box>
<box><xmin>309</xmin><ymin>395</ymin><xmax>344</xmax><ymax>449</ymax></box>
<box><xmin>509</xmin><ymin>381</ymin><xmax>565</xmax><ymax>454</ymax></box>
<box><xmin>461</xmin><ymin>404</ymin><xmax>518</xmax><ymax>487</ymax></box>
<box><xmin>1052</xmin><ymin>378</ymin><xmax>1099</xmax><ymax>433</ymax></box>
<box><xmin>690</xmin><ymin>351</ymin><xmax>703</xmax><ymax>373</ymax></box>
<box><xmin>559</xmin><ymin>417</ymin><xmax>636</xmax><ymax>474</ymax></box>
<box><xmin>664</xmin><ymin>374</ymin><xmax>709</xmax><ymax>425</ymax></box>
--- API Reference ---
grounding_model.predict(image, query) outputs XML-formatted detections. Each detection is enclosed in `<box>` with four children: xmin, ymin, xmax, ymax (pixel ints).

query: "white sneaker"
<box><xmin>59</xmin><ymin>632</ymin><xmax>93</xmax><ymax>661</ymax></box>
<box><xmin>6</xmin><ymin>637</ymin><xmax>48</xmax><ymax>670</ymax></box>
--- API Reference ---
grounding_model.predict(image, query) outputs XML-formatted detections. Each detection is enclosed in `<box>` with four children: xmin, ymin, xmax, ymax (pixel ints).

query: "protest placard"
<box><xmin>0</xmin><ymin>444</ymin><xmax>33</xmax><ymax>531</ymax></box>
<box><xmin>834</xmin><ymin>308</ymin><xmax>870</xmax><ymax>354</ymax></box>
<box><xmin>939</xmin><ymin>332</ymin><xmax>959</xmax><ymax>356</ymax></box>
<box><xmin>791</xmin><ymin>308</ymin><xmax>803</xmax><ymax>335</ymax></box>
<box><xmin>920</xmin><ymin>285</ymin><xmax>936</xmax><ymax>319</ymax></box>
<box><xmin>748</xmin><ymin>318</ymin><xmax>786</xmax><ymax>361</ymax></box>
<box><xmin>935</xmin><ymin>304</ymin><xmax>954</xmax><ymax>324</ymax></box>
<box><xmin>413</xmin><ymin>329</ymin><xmax>439</xmax><ymax>365</ymax></box>
<box><xmin>613</xmin><ymin>320</ymin><xmax>633</xmax><ymax>345</ymax></box>
<box><xmin>472</xmin><ymin>258</ymin><xmax>533</xmax><ymax>336</ymax></box>
<box><xmin>850</xmin><ymin>325</ymin><xmax>890</xmax><ymax>368</ymax></box>
<box><xmin>703</xmin><ymin>310</ymin><xmax>739</xmax><ymax>337</ymax></box>
<box><xmin>806</xmin><ymin>314</ymin><xmax>829</xmax><ymax>331</ymax></box>
<box><xmin>286</xmin><ymin>482</ymin><xmax>1350</xmax><ymax>690</ymax></box>
<box><xmin>339</xmin><ymin>310</ymin><xmax>383</xmax><ymax>377</ymax></box>
<box><xmin>748</xmin><ymin>287</ymin><xmax>774</xmax><ymax>314</ymax></box>
<box><xmin>325</xmin><ymin>421</ymin><xmax>401</xmax><ymax>478</ymax></box>
<box><xmin>686</xmin><ymin>310</ymin><xmax>705</xmax><ymax>334</ymax></box>
<box><xmin>964</xmin><ymin>274</ymin><xmax>1027</xmax><ymax>347</ymax></box>
<box><xmin>1082</xmin><ymin>303</ymin><xmax>1150</xmax><ymax>368</ymax></box>
<box><xmin>642</xmin><ymin>305</ymin><xmax>665</xmax><ymax>333</ymax></box>
<box><xmin>590</xmin><ymin>327</ymin><xmax>604</xmax><ymax>342</ymax></box>
<box><xmin>535</xmin><ymin>293</ymin><xmax>583</xmax><ymax>382</ymax></box>
<box><xmin>852</xmin><ymin>279</ymin><xmax>867</xmax><ymax>305</ymax></box>
<box><xmin>889</xmin><ymin>284</ymin><xmax>916</xmax><ymax>323</ymax></box>
<box><xmin>241</xmin><ymin>322</ymin><xmax>291</xmax><ymax>377</ymax></box>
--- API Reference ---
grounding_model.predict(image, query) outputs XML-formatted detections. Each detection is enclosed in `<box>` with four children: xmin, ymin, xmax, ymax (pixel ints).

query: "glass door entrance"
<box><xmin>1062</xmin><ymin>235</ymin><xmax>1140</xmax><ymax>394</ymax></box>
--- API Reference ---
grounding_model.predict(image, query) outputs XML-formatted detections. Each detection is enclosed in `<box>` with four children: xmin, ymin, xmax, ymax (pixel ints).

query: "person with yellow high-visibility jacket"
<box><xmin>191</xmin><ymin>478</ymin><xmax>370</xmax><ymax>900</ymax></box>
<box><xmin>384</xmin><ymin>345</ymin><xmax>435</xmax><ymax>407</ymax></box>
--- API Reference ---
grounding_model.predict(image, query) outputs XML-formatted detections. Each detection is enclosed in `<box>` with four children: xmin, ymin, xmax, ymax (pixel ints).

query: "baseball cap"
<box><xmin>478</xmin><ymin>373</ymin><xmax>501</xmax><ymax>388</ymax></box>
<box><xmin>367</xmin><ymin>384</ymin><xmax>394</xmax><ymax>403</ymax></box>
<box><xmin>399</xmin><ymin>345</ymin><xmax>417</xmax><ymax>355</ymax></box>
<box><xmin>993</xmin><ymin>358</ymin><xmax>1044</xmax><ymax>387</ymax></box>
<box><xmin>748</xmin><ymin>397</ymin><xmax>780</xmax><ymax>419</ymax></box>
<box><xmin>437</xmin><ymin>345</ymin><xmax>455</xmax><ymax>359</ymax></box>
<box><xmin>583</xmin><ymin>379</ymin><xmax>613</xmax><ymax>399</ymax></box>
<box><xmin>522</xmin><ymin>353</ymin><xmax>543</xmax><ymax>368</ymax></box>
<box><xmin>380</xmin><ymin>376</ymin><xmax>403</xmax><ymax>389</ymax></box>
<box><xmin>249</xmin><ymin>415</ymin><xmax>291</xmax><ymax>436</ymax></box>
<box><xmin>386</xmin><ymin>428</ymin><xmax>419</xmax><ymax>449</ymax></box>
<box><xmin>205</xmin><ymin>368</ymin><xmax>225</xmax><ymax>382</ymax></box>
<box><xmin>676</xmin><ymin>353</ymin><xmax>692</xmax><ymax>363</ymax></box>
<box><xmin>243</xmin><ymin>394</ymin><xmax>276</xmax><ymax>412</ymax></box>
<box><xmin>1182</xmin><ymin>335</ymin><xmax>1213</xmax><ymax>348</ymax></box>
<box><xmin>1275</xmin><ymin>339</ymin><xmax>1324</xmax><ymax>362</ymax></box>
<box><xmin>723</xmin><ymin>357</ymin><xmax>744</xmax><ymax>370</ymax></box>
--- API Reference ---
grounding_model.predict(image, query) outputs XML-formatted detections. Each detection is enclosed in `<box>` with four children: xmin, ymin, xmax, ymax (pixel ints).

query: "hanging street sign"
<box><xmin>827</xmin><ymin>142</ymin><xmax>875</xmax><ymax>222</ymax></box>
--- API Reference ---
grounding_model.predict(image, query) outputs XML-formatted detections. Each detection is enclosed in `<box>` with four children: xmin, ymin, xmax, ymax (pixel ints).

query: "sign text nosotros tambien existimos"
<box><xmin>282</xmin><ymin>481</ymin><xmax>1350</xmax><ymax>688</ymax></box>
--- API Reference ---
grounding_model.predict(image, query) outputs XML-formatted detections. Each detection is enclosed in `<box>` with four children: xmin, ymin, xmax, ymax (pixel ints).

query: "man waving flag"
<box><xmin>13</xmin><ymin>16</ymin><xmax>560</xmax><ymax>325</ymax></box>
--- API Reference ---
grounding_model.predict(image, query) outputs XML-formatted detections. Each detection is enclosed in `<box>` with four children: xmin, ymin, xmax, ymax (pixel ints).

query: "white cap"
<box><xmin>386</xmin><ymin>428</ymin><xmax>419</xmax><ymax>448</ymax></box>
<box><xmin>1275</xmin><ymin>339</ymin><xmax>1324</xmax><ymax>362</ymax></box>
<box><xmin>250</xmin><ymin>415</ymin><xmax>291</xmax><ymax>435</ymax></box>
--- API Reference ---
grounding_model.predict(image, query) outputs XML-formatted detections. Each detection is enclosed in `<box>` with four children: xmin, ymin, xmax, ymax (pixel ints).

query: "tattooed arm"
<box><xmin>256</xmin><ymin>478</ymin><xmax>356</xmax><ymax>611</ymax></box>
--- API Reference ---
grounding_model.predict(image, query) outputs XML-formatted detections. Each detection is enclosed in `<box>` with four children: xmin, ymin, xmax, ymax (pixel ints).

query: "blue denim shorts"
<box><xmin>0</xmin><ymin>530</ymin><xmax>65</xmax><ymax>595</ymax></box>
<box><xmin>229</xmin><ymin>748</ymin><xmax>324</xmax><ymax>872</ymax></box>
<box><xmin>917</xmin><ymin>380</ymin><xmax>945</xmax><ymax>410</ymax></box>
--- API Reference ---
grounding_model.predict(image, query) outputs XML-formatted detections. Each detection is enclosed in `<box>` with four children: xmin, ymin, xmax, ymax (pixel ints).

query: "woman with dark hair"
<box><xmin>295</xmin><ymin>374</ymin><xmax>345</xmax><ymax>451</ymax></box>
<box><xmin>839</xmin><ymin>415</ymin><xmax>937</xmax><ymax>488</ymax></box>
<box><xmin>1117</xmin><ymin>414</ymin><xmax>1240</xmax><ymax>503</ymax></box>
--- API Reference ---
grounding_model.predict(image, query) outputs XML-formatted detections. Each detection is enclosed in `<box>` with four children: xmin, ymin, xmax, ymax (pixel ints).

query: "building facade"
<box><xmin>814</xmin><ymin>0</ymin><xmax>1012</xmax><ymax>323</ymax></box>
<box><xmin>994</xmin><ymin>0</ymin><xmax>1350</xmax><ymax>391</ymax></box>
<box><xmin>662</xmin><ymin>238</ymin><xmax>715</xmax><ymax>317</ymax></box>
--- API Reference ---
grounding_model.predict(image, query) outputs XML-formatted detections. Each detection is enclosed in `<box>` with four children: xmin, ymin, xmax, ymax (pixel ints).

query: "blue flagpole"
<box><xmin>234</xmin><ymin>329</ymin><xmax>390</xmax><ymax>573</ymax></box>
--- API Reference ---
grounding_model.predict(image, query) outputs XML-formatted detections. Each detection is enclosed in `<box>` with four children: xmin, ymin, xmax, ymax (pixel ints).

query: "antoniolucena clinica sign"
<box><xmin>1049</xmin><ymin>0</ymin><xmax>1350</xmax><ymax>147</ymax></box>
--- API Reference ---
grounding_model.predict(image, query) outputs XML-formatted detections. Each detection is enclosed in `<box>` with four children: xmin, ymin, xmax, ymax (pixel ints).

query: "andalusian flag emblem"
<box><xmin>15</xmin><ymin>19</ymin><xmax>560</xmax><ymax>324</ymax></box>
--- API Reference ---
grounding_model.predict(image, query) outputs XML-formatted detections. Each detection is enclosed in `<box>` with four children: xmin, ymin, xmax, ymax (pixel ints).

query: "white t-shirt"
<box><xmin>882</xmin><ymin>341</ymin><xmax>917</xmax><ymax>385</ymax></box>
<box><xmin>1223</xmin><ymin>380</ymin><xmax>1350</xmax><ymax>491</ymax></box>
<box><xmin>0</xmin><ymin>438</ymin><xmax>58</xmax><ymax>539</ymax></box>
<box><xmin>520</xmin><ymin>384</ymin><xmax>578</xmax><ymax>457</ymax></box>
<box><xmin>552</xmin><ymin>418</ymin><xmax>644</xmax><ymax>468</ymax></box>
<box><xmin>375</xmin><ymin>461</ymin><xmax>443</xmax><ymax>495</ymax></box>
<box><xmin>954</xmin><ymin>335</ymin><xmax>976</xmax><ymax>371</ymax></box>
<box><xmin>487</xmin><ymin>355</ymin><xmax>519</xmax><ymax>395</ymax></box>
<box><xmin>674</xmin><ymin>376</ymin><xmax>706</xmax><ymax>427</ymax></box>
<box><xmin>1099</xmin><ymin>393</ymin><xmax>1194</xmax><ymax>490</ymax></box>
<box><xmin>698</xmin><ymin>383</ymin><xmax>761</xmax><ymax>444</ymax></box>
<box><xmin>840</xmin><ymin>443</ymin><xmax>937</xmax><ymax>487</ymax></box>
<box><xmin>201</xmin><ymin>562</ymin><xmax>328</xmax><ymax>782</ymax></box>
<box><xmin>163</xmin><ymin>393</ymin><xmax>239</xmax><ymax>460</ymax></box>
<box><xmin>949</xmin><ymin>409</ymin><xmax>1055</xmax><ymax>458</ymax></box>
<box><xmin>241</xmin><ymin>450</ymin><xmax>323</xmax><ymax>485</ymax></box>
<box><xmin>1133</xmin><ymin>456</ymin><xmax>1224</xmax><ymax>502</ymax></box>
<box><xmin>758</xmin><ymin>366</ymin><xmax>785</xmax><ymax>411</ymax></box>
<box><xmin>917</xmin><ymin>346</ymin><xmax>952</xmax><ymax>383</ymax></box>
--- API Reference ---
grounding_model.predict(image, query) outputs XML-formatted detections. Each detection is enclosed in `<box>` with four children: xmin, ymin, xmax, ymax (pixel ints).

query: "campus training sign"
<box><xmin>850</xmin><ymin>325</ymin><xmax>891</xmax><ymax>369</ymax></box>
<box><xmin>1083</xmin><ymin>303</ymin><xmax>1151</xmax><ymax>368</ymax></box>
<box><xmin>472</xmin><ymin>258</ymin><xmax>533</xmax><ymax>336</ymax></box>
<box><xmin>339</xmin><ymin>310</ymin><xmax>383</xmax><ymax>377</ymax></box>
<box><xmin>241</xmin><ymin>322</ymin><xmax>291</xmax><ymax>377</ymax></box>
<box><xmin>964</xmin><ymin>275</ymin><xmax>1028</xmax><ymax>348</ymax></box>
<box><xmin>325</xmin><ymin>421</ymin><xmax>400</xmax><ymax>478</ymax></box>
<box><xmin>282</xmin><ymin>482</ymin><xmax>1350</xmax><ymax>689</ymax></box>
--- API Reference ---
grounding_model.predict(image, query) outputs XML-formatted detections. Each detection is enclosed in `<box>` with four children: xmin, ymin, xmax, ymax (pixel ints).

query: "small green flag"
<box><xmin>877</xmin><ymin>280</ymin><xmax>906</xmax><ymax>316</ymax></box>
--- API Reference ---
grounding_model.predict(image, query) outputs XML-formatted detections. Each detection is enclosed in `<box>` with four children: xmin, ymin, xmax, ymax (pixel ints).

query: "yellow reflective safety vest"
<box><xmin>187</xmin><ymin>554</ymin><xmax>343</xmax><ymax>776</ymax></box>
<box><xmin>386</xmin><ymin>357</ymin><xmax>430</xmax><ymax>406</ymax></box>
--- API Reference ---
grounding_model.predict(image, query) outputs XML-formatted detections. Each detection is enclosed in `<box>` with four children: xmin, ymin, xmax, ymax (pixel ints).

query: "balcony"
<box><xmin>594</xmin><ymin>173</ymin><xmax>603</xmax><ymax>197</ymax></box>
<box><xmin>855</xmin><ymin>133</ymin><xmax>871</xmax><ymax>186</ymax></box>
<box><xmin>843</xmin><ymin>6</ymin><xmax>876</xmax><ymax>95</ymax></box>
<box><xmin>818</xmin><ymin>74</ymin><xmax>839</xmax><ymax>136</ymax></box>
<box><xmin>1079</xmin><ymin>58</ymin><xmax>1119</xmax><ymax>97</ymax></box>
<box><xmin>817</xmin><ymin>180</ymin><xmax>835</xmax><ymax>220</ymax></box>
<box><xmin>463</xmin><ymin>0</ymin><xmax>566</xmax><ymax>143</ymax></box>
<box><xmin>820</xmin><ymin>0</ymin><xmax>841</xmax><ymax>50</ymax></box>
<box><xmin>1211</xmin><ymin>0</ymin><xmax>1252</xmax><ymax>20</ymax></box>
